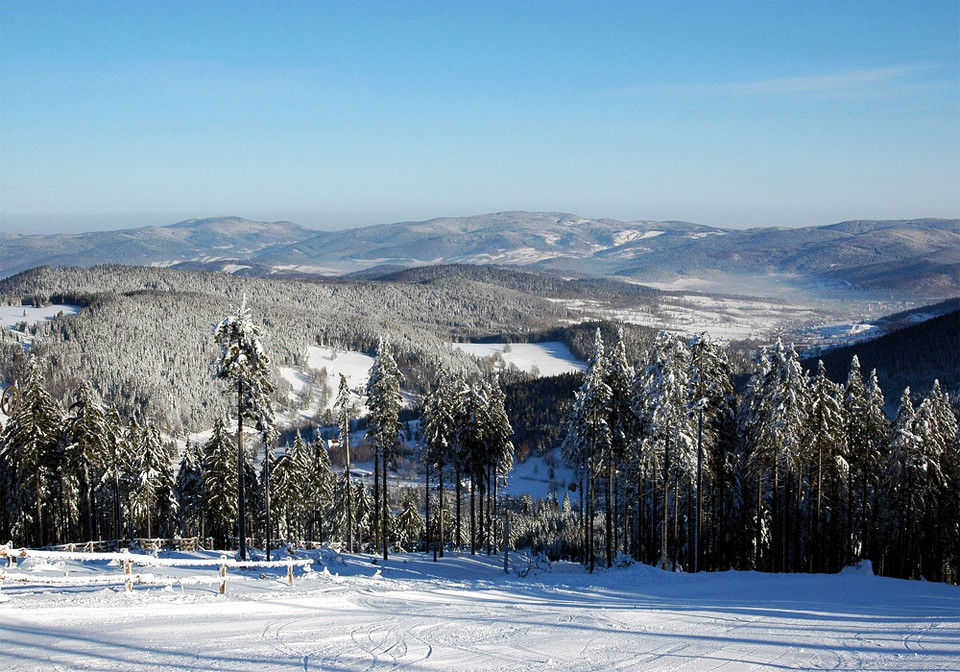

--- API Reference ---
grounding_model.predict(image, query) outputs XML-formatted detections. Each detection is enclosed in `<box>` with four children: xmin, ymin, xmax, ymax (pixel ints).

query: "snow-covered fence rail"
<box><xmin>43</xmin><ymin>537</ymin><xmax>210</xmax><ymax>553</ymax></box>
<box><xmin>7</xmin><ymin>549</ymin><xmax>313</xmax><ymax>569</ymax></box>
<box><xmin>0</xmin><ymin>549</ymin><xmax>314</xmax><ymax>594</ymax></box>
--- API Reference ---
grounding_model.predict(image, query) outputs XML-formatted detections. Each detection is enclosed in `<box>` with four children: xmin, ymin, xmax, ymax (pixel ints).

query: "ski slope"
<box><xmin>1</xmin><ymin>548</ymin><xmax>957</xmax><ymax>671</ymax></box>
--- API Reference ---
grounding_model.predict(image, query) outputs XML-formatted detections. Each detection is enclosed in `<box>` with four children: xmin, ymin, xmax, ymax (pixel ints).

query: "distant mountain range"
<box><xmin>2</xmin><ymin>212</ymin><xmax>957</xmax><ymax>299</ymax></box>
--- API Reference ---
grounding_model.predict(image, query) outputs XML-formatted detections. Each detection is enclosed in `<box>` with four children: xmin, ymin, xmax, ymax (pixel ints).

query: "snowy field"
<box><xmin>0</xmin><ymin>303</ymin><xmax>80</xmax><ymax>330</ymax></box>
<box><xmin>452</xmin><ymin>342</ymin><xmax>585</xmax><ymax>377</ymax></box>
<box><xmin>1</xmin><ymin>548</ymin><xmax>957</xmax><ymax>671</ymax></box>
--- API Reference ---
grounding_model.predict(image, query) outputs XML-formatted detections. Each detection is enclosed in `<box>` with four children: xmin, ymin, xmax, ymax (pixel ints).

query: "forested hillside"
<box><xmin>0</xmin><ymin>265</ymin><xmax>957</xmax><ymax>587</ymax></box>
<box><xmin>803</xmin><ymin>309</ymin><xmax>960</xmax><ymax>410</ymax></box>
<box><xmin>0</xmin><ymin>265</ymin><xmax>576</xmax><ymax>432</ymax></box>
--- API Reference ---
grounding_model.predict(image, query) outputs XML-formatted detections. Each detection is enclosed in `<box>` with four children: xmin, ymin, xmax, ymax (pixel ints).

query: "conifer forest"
<box><xmin>0</xmin><ymin>266</ymin><xmax>957</xmax><ymax>586</ymax></box>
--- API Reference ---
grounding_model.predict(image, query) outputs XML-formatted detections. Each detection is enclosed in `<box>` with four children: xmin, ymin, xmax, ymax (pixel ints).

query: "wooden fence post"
<box><xmin>125</xmin><ymin>558</ymin><xmax>133</xmax><ymax>592</ymax></box>
<box><xmin>219</xmin><ymin>555</ymin><xmax>227</xmax><ymax>595</ymax></box>
<box><xmin>287</xmin><ymin>560</ymin><xmax>294</xmax><ymax>587</ymax></box>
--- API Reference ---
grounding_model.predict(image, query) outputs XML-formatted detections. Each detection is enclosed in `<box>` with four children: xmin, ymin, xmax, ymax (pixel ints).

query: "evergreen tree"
<box><xmin>175</xmin><ymin>440</ymin><xmax>205</xmax><ymax>539</ymax></box>
<box><xmin>457</xmin><ymin>379</ymin><xmax>492</xmax><ymax>554</ymax></box>
<box><xmin>485</xmin><ymin>376</ymin><xmax>514</xmax><ymax>553</ymax></box>
<box><xmin>562</xmin><ymin>328</ymin><xmax>611</xmax><ymax>570</ymax></box>
<box><xmin>886</xmin><ymin>388</ymin><xmax>929</xmax><ymax>578</ymax></box>
<box><xmin>214</xmin><ymin>295</ymin><xmax>275</xmax><ymax>560</ymax></box>
<box><xmin>605</xmin><ymin>327</ymin><xmax>634</xmax><ymax>564</ymax></box>
<box><xmin>395</xmin><ymin>487</ymin><xmax>424</xmax><ymax>552</ymax></box>
<box><xmin>421</xmin><ymin>365</ymin><xmax>457</xmax><ymax>558</ymax></box>
<box><xmin>806</xmin><ymin>360</ymin><xmax>845</xmax><ymax>572</ymax></box>
<box><xmin>272</xmin><ymin>432</ymin><xmax>310</xmax><ymax>540</ymax></box>
<box><xmin>365</xmin><ymin>336</ymin><xmax>403</xmax><ymax>560</ymax></box>
<box><xmin>0</xmin><ymin>355</ymin><xmax>64</xmax><ymax>545</ymax></box>
<box><xmin>99</xmin><ymin>405</ymin><xmax>130</xmax><ymax>542</ymax></box>
<box><xmin>334</xmin><ymin>373</ymin><xmax>355</xmax><ymax>551</ymax></box>
<box><xmin>202</xmin><ymin>415</ymin><xmax>237</xmax><ymax>549</ymax></box>
<box><xmin>305</xmin><ymin>432</ymin><xmax>335</xmax><ymax>543</ymax></box>
<box><xmin>741</xmin><ymin>340</ymin><xmax>809</xmax><ymax>572</ymax></box>
<box><xmin>687</xmin><ymin>333</ymin><xmax>734</xmax><ymax>572</ymax></box>
<box><xmin>66</xmin><ymin>381</ymin><xmax>108</xmax><ymax>541</ymax></box>
<box><xmin>128</xmin><ymin>419</ymin><xmax>176</xmax><ymax>540</ymax></box>
<box><xmin>636</xmin><ymin>332</ymin><xmax>694</xmax><ymax>571</ymax></box>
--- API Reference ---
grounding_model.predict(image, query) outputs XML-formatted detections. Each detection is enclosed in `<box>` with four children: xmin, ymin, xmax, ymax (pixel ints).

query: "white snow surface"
<box><xmin>1</xmin><ymin>547</ymin><xmax>957</xmax><ymax>671</ymax></box>
<box><xmin>278</xmin><ymin>346</ymin><xmax>375</xmax><ymax>418</ymax></box>
<box><xmin>452</xmin><ymin>342</ymin><xmax>585</xmax><ymax>377</ymax></box>
<box><xmin>0</xmin><ymin>304</ymin><xmax>80</xmax><ymax>330</ymax></box>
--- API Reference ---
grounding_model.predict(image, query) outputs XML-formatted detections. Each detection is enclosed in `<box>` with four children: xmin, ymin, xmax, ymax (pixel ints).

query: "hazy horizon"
<box><xmin>5</xmin><ymin>206</ymin><xmax>960</xmax><ymax>238</ymax></box>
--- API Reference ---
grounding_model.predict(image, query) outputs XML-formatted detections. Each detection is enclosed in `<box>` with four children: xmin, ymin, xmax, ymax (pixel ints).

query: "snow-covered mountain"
<box><xmin>0</xmin><ymin>217</ymin><xmax>314</xmax><ymax>277</ymax></box>
<box><xmin>3</xmin><ymin>212</ymin><xmax>957</xmax><ymax>298</ymax></box>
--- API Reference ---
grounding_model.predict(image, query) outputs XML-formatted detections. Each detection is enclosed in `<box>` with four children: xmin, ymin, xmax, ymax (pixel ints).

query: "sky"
<box><xmin>1</xmin><ymin>1</ymin><xmax>958</xmax><ymax>234</ymax></box>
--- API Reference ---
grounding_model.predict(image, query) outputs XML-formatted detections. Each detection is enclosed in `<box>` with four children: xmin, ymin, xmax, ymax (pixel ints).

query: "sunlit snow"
<box><xmin>0</xmin><ymin>548</ymin><xmax>956</xmax><ymax>671</ymax></box>
<box><xmin>452</xmin><ymin>342</ymin><xmax>585</xmax><ymax>377</ymax></box>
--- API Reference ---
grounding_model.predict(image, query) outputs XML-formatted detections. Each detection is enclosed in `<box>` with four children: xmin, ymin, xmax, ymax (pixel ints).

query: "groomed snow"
<box><xmin>1</xmin><ymin>549</ymin><xmax>956</xmax><ymax>671</ymax></box>
<box><xmin>452</xmin><ymin>342</ymin><xmax>585</xmax><ymax>377</ymax></box>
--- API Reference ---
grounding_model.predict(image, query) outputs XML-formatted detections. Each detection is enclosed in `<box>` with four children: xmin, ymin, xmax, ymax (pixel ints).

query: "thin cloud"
<box><xmin>605</xmin><ymin>64</ymin><xmax>946</xmax><ymax>99</ymax></box>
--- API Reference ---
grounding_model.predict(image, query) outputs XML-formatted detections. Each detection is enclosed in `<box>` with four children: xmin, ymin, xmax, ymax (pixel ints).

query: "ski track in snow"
<box><xmin>0</xmin><ymin>551</ymin><xmax>957</xmax><ymax>671</ymax></box>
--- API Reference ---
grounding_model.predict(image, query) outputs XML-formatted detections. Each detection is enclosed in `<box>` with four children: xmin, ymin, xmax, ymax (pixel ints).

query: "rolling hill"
<box><xmin>3</xmin><ymin>213</ymin><xmax>957</xmax><ymax>300</ymax></box>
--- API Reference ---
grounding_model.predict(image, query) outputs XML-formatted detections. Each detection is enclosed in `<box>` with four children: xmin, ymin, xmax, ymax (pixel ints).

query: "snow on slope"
<box><xmin>0</xmin><ymin>303</ymin><xmax>79</xmax><ymax>330</ymax></box>
<box><xmin>452</xmin><ymin>342</ymin><xmax>584</xmax><ymax>377</ymax></box>
<box><xmin>1</xmin><ymin>548</ymin><xmax>956</xmax><ymax>671</ymax></box>
<box><xmin>278</xmin><ymin>346</ymin><xmax>375</xmax><ymax>420</ymax></box>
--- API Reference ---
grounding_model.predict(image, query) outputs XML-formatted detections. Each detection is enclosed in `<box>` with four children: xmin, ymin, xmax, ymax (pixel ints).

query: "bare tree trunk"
<box><xmin>382</xmin><ymin>446</ymin><xmax>389</xmax><ymax>562</ymax></box>
<box><xmin>236</xmin><ymin>391</ymin><xmax>246</xmax><ymax>560</ymax></box>
<box><xmin>662</xmin><ymin>430</ymin><xmax>670</xmax><ymax>571</ymax></box>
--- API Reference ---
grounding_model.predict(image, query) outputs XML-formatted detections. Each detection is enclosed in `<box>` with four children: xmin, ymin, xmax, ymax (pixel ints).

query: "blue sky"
<box><xmin>1</xmin><ymin>1</ymin><xmax>957</xmax><ymax>233</ymax></box>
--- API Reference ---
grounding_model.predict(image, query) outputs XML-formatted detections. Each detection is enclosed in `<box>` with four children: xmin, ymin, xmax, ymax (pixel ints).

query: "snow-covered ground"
<box><xmin>1</xmin><ymin>548</ymin><xmax>957</xmax><ymax>671</ymax></box>
<box><xmin>0</xmin><ymin>303</ymin><xmax>80</xmax><ymax>330</ymax></box>
<box><xmin>452</xmin><ymin>342</ymin><xmax>585</xmax><ymax>377</ymax></box>
<box><xmin>501</xmin><ymin>455</ymin><xmax>575</xmax><ymax>501</ymax></box>
<box><xmin>551</xmin><ymin>293</ymin><xmax>835</xmax><ymax>342</ymax></box>
<box><xmin>278</xmin><ymin>346</ymin><xmax>375</xmax><ymax>421</ymax></box>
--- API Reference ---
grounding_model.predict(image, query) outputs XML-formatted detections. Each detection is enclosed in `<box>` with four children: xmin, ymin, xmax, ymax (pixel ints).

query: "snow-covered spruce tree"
<box><xmin>272</xmin><ymin>431</ymin><xmax>310</xmax><ymax>541</ymax></box>
<box><xmin>636</xmin><ymin>332</ymin><xmax>694</xmax><ymax>571</ymax></box>
<box><xmin>365</xmin><ymin>336</ymin><xmax>403</xmax><ymax>560</ymax></box>
<box><xmin>128</xmin><ymin>419</ymin><xmax>177</xmax><ymax>540</ymax></box>
<box><xmin>395</xmin><ymin>487</ymin><xmax>424</xmax><ymax>552</ymax></box>
<box><xmin>0</xmin><ymin>355</ymin><xmax>64</xmax><ymax>546</ymax></box>
<box><xmin>333</xmin><ymin>373</ymin><xmax>356</xmax><ymax>550</ymax></box>
<box><xmin>306</xmin><ymin>432</ymin><xmax>335</xmax><ymax>544</ymax></box>
<box><xmin>98</xmin><ymin>405</ymin><xmax>131</xmax><ymax>542</ymax></box>
<box><xmin>458</xmin><ymin>379</ymin><xmax>494</xmax><ymax>555</ymax></box>
<box><xmin>352</xmin><ymin>481</ymin><xmax>376</xmax><ymax>549</ymax></box>
<box><xmin>421</xmin><ymin>365</ymin><xmax>457</xmax><ymax>558</ymax></box>
<box><xmin>202</xmin><ymin>415</ymin><xmax>237</xmax><ymax>549</ymax></box>
<box><xmin>604</xmin><ymin>327</ymin><xmax>634</xmax><ymax>566</ymax></box>
<box><xmin>806</xmin><ymin>360</ymin><xmax>845</xmax><ymax>573</ymax></box>
<box><xmin>911</xmin><ymin>381</ymin><xmax>958</xmax><ymax>582</ymax></box>
<box><xmin>687</xmin><ymin>333</ymin><xmax>734</xmax><ymax>572</ymax></box>
<box><xmin>561</xmin><ymin>328</ymin><xmax>611</xmax><ymax>570</ymax></box>
<box><xmin>66</xmin><ymin>381</ymin><xmax>108</xmax><ymax>541</ymax></box>
<box><xmin>484</xmin><ymin>376</ymin><xmax>514</xmax><ymax>554</ymax></box>
<box><xmin>740</xmin><ymin>340</ymin><xmax>809</xmax><ymax>572</ymax></box>
<box><xmin>175</xmin><ymin>440</ymin><xmax>205</xmax><ymax>539</ymax></box>
<box><xmin>919</xmin><ymin>381</ymin><xmax>959</xmax><ymax>583</ymax></box>
<box><xmin>214</xmin><ymin>295</ymin><xmax>275</xmax><ymax>560</ymax></box>
<box><xmin>885</xmin><ymin>388</ymin><xmax>930</xmax><ymax>578</ymax></box>
<box><xmin>842</xmin><ymin>357</ymin><xmax>883</xmax><ymax>565</ymax></box>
